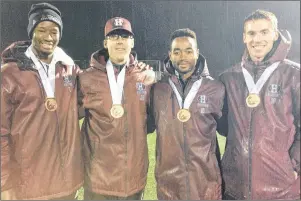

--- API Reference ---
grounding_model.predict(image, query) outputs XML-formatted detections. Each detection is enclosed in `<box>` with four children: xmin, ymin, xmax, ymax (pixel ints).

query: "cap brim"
<box><xmin>106</xmin><ymin>28</ymin><xmax>134</xmax><ymax>37</ymax></box>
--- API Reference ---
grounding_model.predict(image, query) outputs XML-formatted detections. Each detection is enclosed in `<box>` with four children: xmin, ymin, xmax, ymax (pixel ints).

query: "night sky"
<box><xmin>1</xmin><ymin>1</ymin><xmax>300</xmax><ymax>78</ymax></box>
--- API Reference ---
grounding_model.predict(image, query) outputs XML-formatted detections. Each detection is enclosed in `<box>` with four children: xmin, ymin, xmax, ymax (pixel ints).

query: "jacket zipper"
<box><xmin>248</xmin><ymin>110</ymin><xmax>254</xmax><ymax>200</ymax></box>
<box><xmin>35</xmin><ymin>70</ymin><xmax>65</xmax><ymax>179</ymax></box>
<box><xmin>171</xmin><ymin>92</ymin><xmax>175</xmax><ymax>118</ymax></box>
<box><xmin>123</xmin><ymin>90</ymin><xmax>129</xmax><ymax>195</ymax></box>
<box><xmin>183</xmin><ymin>122</ymin><xmax>190</xmax><ymax>200</ymax></box>
<box><xmin>182</xmin><ymin>80</ymin><xmax>192</xmax><ymax>200</ymax></box>
<box><xmin>248</xmin><ymin>69</ymin><xmax>258</xmax><ymax>200</ymax></box>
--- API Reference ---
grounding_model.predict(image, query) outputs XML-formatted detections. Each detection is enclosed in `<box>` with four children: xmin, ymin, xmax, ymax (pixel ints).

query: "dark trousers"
<box><xmin>84</xmin><ymin>190</ymin><xmax>143</xmax><ymax>200</ymax></box>
<box><xmin>222</xmin><ymin>193</ymin><xmax>237</xmax><ymax>200</ymax></box>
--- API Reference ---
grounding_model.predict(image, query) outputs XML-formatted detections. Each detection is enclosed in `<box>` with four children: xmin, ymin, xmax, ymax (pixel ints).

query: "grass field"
<box><xmin>77</xmin><ymin>120</ymin><xmax>226</xmax><ymax>200</ymax></box>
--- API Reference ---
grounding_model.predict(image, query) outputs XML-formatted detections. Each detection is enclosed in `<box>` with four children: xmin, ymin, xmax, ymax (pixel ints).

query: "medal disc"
<box><xmin>110</xmin><ymin>104</ymin><xmax>124</xmax><ymax>118</ymax></box>
<box><xmin>246</xmin><ymin>93</ymin><xmax>261</xmax><ymax>108</ymax></box>
<box><xmin>177</xmin><ymin>109</ymin><xmax>191</xmax><ymax>122</ymax></box>
<box><xmin>45</xmin><ymin>98</ymin><xmax>57</xmax><ymax>111</ymax></box>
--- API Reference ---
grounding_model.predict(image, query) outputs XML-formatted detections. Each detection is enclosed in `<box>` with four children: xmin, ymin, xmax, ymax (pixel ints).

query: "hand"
<box><xmin>132</xmin><ymin>62</ymin><xmax>152</xmax><ymax>73</ymax></box>
<box><xmin>132</xmin><ymin>62</ymin><xmax>156</xmax><ymax>86</ymax></box>
<box><xmin>294</xmin><ymin>171</ymin><xmax>298</xmax><ymax>179</ymax></box>
<box><xmin>1</xmin><ymin>190</ymin><xmax>17</xmax><ymax>200</ymax></box>
<box><xmin>136</xmin><ymin>69</ymin><xmax>156</xmax><ymax>86</ymax></box>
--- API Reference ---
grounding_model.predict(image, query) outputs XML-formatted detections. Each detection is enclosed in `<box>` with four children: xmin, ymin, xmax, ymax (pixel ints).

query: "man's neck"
<box><xmin>110</xmin><ymin>59</ymin><xmax>127</xmax><ymax>72</ymax></box>
<box><xmin>109</xmin><ymin>57</ymin><xmax>127</xmax><ymax>66</ymax></box>
<box><xmin>180</xmin><ymin>70</ymin><xmax>194</xmax><ymax>81</ymax></box>
<box><xmin>31</xmin><ymin>46</ymin><xmax>53</xmax><ymax>64</ymax></box>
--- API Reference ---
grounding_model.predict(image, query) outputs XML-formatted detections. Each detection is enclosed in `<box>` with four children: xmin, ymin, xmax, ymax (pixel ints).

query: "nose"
<box><xmin>44</xmin><ymin>33</ymin><xmax>53</xmax><ymax>42</ymax></box>
<box><xmin>180</xmin><ymin>52</ymin><xmax>189</xmax><ymax>59</ymax></box>
<box><xmin>253</xmin><ymin>33</ymin><xmax>262</xmax><ymax>42</ymax></box>
<box><xmin>116</xmin><ymin>38</ymin><xmax>124</xmax><ymax>44</ymax></box>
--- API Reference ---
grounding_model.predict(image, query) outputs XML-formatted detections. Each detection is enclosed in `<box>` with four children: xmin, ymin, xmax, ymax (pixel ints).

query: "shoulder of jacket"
<box><xmin>282</xmin><ymin>59</ymin><xmax>300</xmax><ymax>71</ymax></box>
<box><xmin>204</xmin><ymin>76</ymin><xmax>225</xmax><ymax>90</ymax></box>
<box><xmin>1</xmin><ymin>62</ymin><xmax>21</xmax><ymax>74</ymax></box>
<box><xmin>80</xmin><ymin>66</ymin><xmax>101</xmax><ymax>75</ymax></box>
<box><xmin>220</xmin><ymin>63</ymin><xmax>241</xmax><ymax>76</ymax></box>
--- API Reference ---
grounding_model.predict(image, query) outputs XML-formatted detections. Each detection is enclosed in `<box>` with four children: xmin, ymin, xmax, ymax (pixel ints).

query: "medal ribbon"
<box><xmin>168</xmin><ymin>77</ymin><xmax>203</xmax><ymax>110</ymax></box>
<box><xmin>242</xmin><ymin>61</ymin><xmax>280</xmax><ymax>94</ymax></box>
<box><xmin>106</xmin><ymin>60</ymin><xmax>127</xmax><ymax>105</ymax></box>
<box><xmin>26</xmin><ymin>47</ymin><xmax>55</xmax><ymax>98</ymax></box>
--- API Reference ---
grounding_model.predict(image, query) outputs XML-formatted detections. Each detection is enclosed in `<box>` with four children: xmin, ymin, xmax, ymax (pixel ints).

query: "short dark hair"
<box><xmin>244</xmin><ymin>9</ymin><xmax>278</xmax><ymax>32</ymax></box>
<box><xmin>170</xmin><ymin>28</ymin><xmax>197</xmax><ymax>49</ymax></box>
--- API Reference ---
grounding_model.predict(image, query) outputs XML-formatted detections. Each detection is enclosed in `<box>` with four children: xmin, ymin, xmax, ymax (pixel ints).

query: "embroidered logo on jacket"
<box><xmin>198</xmin><ymin>95</ymin><xmax>207</xmax><ymax>104</ymax></box>
<box><xmin>267</xmin><ymin>84</ymin><xmax>282</xmax><ymax>104</ymax></box>
<box><xmin>136</xmin><ymin>82</ymin><xmax>146</xmax><ymax>101</ymax></box>
<box><xmin>63</xmin><ymin>75</ymin><xmax>73</xmax><ymax>87</ymax></box>
<box><xmin>267</xmin><ymin>84</ymin><xmax>281</xmax><ymax>97</ymax></box>
<box><xmin>197</xmin><ymin>95</ymin><xmax>209</xmax><ymax>113</ymax></box>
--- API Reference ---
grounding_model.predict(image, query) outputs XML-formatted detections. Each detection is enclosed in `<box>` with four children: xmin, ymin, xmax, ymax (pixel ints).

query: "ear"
<box><xmin>196</xmin><ymin>48</ymin><xmax>199</xmax><ymax>58</ymax></box>
<box><xmin>273</xmin><ymin>31</ymin><xmax>279</xmax><ymax>41</ymax></box>
<box><xmin>243</xmin><ymin>33</ymin><xmax>247</xmax><ymax>44</ymax></box>
<box><xmin>169</xmin><ymin>50</ymin><xmax>172</xmax><ymax>59</ymax></box>
<box><xmin>103</xmin><ymin>39</ymin><xmax>107</xmax><ymax>49</ymax></box>
<box><xmin>131</xmin><ymin>39</ymin><xmax>134</xmax><ymax>48</ymax></box>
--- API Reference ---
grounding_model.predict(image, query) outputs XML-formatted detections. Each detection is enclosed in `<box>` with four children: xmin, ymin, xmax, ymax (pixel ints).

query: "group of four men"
<box><xmin>1</xmin><ymin>2</ymin><xmax>300</xmax><ymax>200</ymax></box>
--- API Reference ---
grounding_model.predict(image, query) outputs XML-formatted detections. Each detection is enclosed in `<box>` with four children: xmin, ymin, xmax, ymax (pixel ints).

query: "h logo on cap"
<box><xmin>114</xmin><ymin>18</ymin><xmax>124</xmax><ymax>26</ymax></box>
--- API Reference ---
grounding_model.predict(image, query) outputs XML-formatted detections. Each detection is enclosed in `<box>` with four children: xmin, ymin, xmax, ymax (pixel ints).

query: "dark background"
<box><xmin>1</xmin><ymin>1</ymin><xmax>300</xmax><ymax>78</ymax></box>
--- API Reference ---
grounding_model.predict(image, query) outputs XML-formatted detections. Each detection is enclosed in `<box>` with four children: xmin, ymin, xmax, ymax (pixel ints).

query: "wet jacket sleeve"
<box><xmin>216</xmin><ymin>76</ymin><xmax>229</xmax><ymax>137</ymax></box>
<box><xmin>289</xmin><ymin>78</ymin><xmax>300</xmax><ymax>174</ymax></box>
<box><xmin>74</xmin><ymin>65</ymin><xmax>85</xmax><ymax>120</ymax></box>
<box><xmin>77</xmin><ymin>76</ymin><xmax>85</xmax><ymax>120</ymax></box>
<box><xmin>147</xmin><ymin>85</ymin><xmax>156</xmax><ymax>134</ymax></box>
<box><xmin>1</xmin><ymin>71</ymin><xmax>17</xmax><ymax>191</ymax></box>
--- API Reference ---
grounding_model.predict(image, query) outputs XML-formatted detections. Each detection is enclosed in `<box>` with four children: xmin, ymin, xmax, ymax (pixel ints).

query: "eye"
<box><xmin>262</xmin><ymin>30</ymin><xmax>268</xmax><ymax>35</ymax></box>
<box><xmin>173</xmin><ymin>51</ymin><xmax>180</xmax><ymax>55</ymax></box>
<box><xmin>108</xmin><ymin>35</ymin><xmax>119</xmax><ymax>40</ymax></box>
<box><xmin>121</xmin><ymin>34</ymin><xmax>130</xmax><ymax>39</ymax></box>
<box><xmin>247</xmin><ymin>31</ymin><xmax>255</xmax><ymax>36</ymax></box>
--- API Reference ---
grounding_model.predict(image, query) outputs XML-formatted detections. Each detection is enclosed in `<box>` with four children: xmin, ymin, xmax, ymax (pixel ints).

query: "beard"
<box><xmin>173</xmin><ymin>62</ymin><xmax>195</xmax><ymax>75</ymax></box>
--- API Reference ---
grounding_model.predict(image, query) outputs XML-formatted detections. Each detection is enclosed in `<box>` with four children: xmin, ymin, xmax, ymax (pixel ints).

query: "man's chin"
<box><xmin>36</xmin><ymin>50</ymin><xmax>53</xmax><ymax>59</ymax></box>
<box><xmin>178</xmin><ymin>67</ymin><xmax>192</xmax><ymax>74</ymax></box>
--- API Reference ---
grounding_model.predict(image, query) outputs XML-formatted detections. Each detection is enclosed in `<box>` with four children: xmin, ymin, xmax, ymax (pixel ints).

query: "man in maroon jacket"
<box><xmin>218</xmin><ymin>9</ymin><xmax>300</xmax><ymax>200</ymax></box>
<box><xmin>78</xmin><ymin>17</ymin><xmax>154</xmax><ymax>200</ymax></box>
<box><xmin>147</xmin><ymin>28</ymin><xmax>225</xmax><ymax>200</ymax></box>
<box><xmin>1</xmin><ymin>2</ymin><xmax>83</xmax><ymax>200</ymax></box>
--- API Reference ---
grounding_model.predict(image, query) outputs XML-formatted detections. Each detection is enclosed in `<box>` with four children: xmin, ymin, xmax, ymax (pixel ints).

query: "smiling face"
<box><xmin>104</xmin><ymin>30</ymin><xmax>134</xmax><ymax>65</ymax></box>
<box><xmin>169</xmin><ymin>36</ymin><xmax>199</xmax><ymax>74</ymax></box>
<box><xmin>31</xmin><ymin>21</ymin><xmax>60</xmax><ymax>62</ymax></box>
<box><xmin>243</xmin><ymin>18</ymin><xmax>278</xmax><ymax>62</ymax></box>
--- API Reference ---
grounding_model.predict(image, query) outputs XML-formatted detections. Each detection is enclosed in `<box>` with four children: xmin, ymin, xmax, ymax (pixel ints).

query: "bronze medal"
<box><xmin>110</xmin><ymin>104</ymin><xmax>124</xmax><ymax>118</ymax></box>
<box><xmin>45</xmin><ymin>98</ymin><xmax>57</xmax><ymax>111</ymax></box>
<box><xmin>246</xmin><ymin>93</ymin><xmax>261</xmax><ymax>108</ymax></box>
<box><xmin>177</xmin><ymin>109</ymin><xmax>191</xmax><ymax>122</ymax></box>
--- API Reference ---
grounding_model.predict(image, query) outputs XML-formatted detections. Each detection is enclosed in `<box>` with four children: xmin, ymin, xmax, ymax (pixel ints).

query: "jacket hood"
<box><xmin>89</xmin><ymin>48</ymin><xmax>138</xmax><ymax>71</ymax></box>
<box><xmin>242</xmin><ymin>29</ymin><xmax>292</xmax><ymax>67</ymax></box>
<box><xmin>1</xmin><ymin>41</ymin><xmax>33</xmax><ymax>69</ymax></box>
<box><xmin>163</xmin><ymin>53</ymin><xmax>210</xmax><ymax>79</ymax></box>
<box><xmin>1</xmin><ymin>41</ymin><xmax>75</xmax><ymax>70</ymax></box>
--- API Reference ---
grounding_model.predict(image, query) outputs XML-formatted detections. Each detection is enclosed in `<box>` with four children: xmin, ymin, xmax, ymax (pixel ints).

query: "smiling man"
<box><xmin>1</xmin><ymin>2</ymin><xmax>83</xmax><ymax>200</ymax></box>
<box><xmin>217</xmin><ymin>10</ymin><xmax>300</xmax><ymax>200</ymax></box>
<box><xmin>147</xmin><ymin>28</ymin><xmax>225</xmax><ymax>200</ymax></box>
<box><xmin>78</xmin><ymin>17</ymin><xmax>152</xmax><ymax>200</ymax></box>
